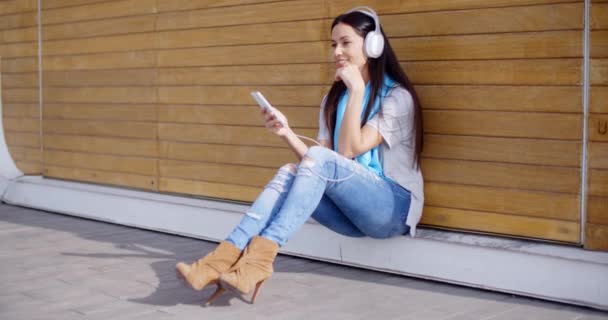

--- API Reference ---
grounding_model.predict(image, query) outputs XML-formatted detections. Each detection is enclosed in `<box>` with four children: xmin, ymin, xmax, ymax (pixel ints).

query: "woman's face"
<box><xmin>331</xmin><ymin>23</ymin><xmax>368</xmax><ymax>73</ymax></box>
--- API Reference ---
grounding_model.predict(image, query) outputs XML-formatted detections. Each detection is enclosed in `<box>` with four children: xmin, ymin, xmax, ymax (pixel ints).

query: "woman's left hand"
<box><xmin>335</xmin><ymin>63</ymin><xmax>365</xmax><ymax>92</ymax></box>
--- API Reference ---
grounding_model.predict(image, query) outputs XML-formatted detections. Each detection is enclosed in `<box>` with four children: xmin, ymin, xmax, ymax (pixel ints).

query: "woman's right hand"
<box><xmin>262</xmin><ymin>107</ymin><xmax>290</xmax><ymax>137</ymax></box>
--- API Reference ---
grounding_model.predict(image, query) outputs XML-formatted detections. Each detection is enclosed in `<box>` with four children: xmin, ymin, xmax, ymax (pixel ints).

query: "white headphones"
<box><xmin>345</xmin><ymin>6</ymin><xmax>384</xmax><ymax>58</ymax></box>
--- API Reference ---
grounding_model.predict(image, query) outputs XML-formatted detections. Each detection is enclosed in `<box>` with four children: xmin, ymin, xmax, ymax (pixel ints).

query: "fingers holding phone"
<box><xmin>262</xmin><ymin>107</ymin><xmax>289</xmax><ymax>136</ymax></box>
<box><xmin>251</xmin><ymin>91</ymin><xmax>290</xmax><ymax>137</ymax></box>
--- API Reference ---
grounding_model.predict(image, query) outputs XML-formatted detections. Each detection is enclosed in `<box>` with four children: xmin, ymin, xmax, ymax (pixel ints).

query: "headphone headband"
<box><xmin>343</xmin><ymin>6</ymin><xmax>384</xmax><ymax>58</ymax></box>
<box><xmin>345</xmin><ymin>6</ymin><xmax>380</xmax><ymax>33</ymax></box>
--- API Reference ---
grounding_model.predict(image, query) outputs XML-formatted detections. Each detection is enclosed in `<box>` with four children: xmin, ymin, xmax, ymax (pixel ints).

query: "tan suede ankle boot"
<box><xmin>218</xmin><ymin>236</ymin><xmax>280</xmax><ymax>304</ymax></box>
<box><xmin>175</xmin><ymin>241</ymin><xmax>241</xmax><ymax>295</ymax></box>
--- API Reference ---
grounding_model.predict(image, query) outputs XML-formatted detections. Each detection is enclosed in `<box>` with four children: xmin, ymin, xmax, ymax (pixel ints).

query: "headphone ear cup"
<box><xmin>364</xmin><ymin>31</ymin><xmax>384</xmax><ymax>58</ymax></box>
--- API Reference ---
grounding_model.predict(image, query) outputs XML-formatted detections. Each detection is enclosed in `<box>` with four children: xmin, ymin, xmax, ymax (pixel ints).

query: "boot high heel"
<box><xmin>175</xmin><ymin>241</ymin><xmax>241</xmax><ymax>304</ymax></box>
<box><xmin>217</xmin><ymin>236</ymin><xmax>279</xmax><ymax>304</ymax></box>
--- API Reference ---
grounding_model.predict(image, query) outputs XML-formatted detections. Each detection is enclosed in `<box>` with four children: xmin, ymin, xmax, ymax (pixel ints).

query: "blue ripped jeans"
<box><xmin>225</xmin><ymin>146</ymin><xmax>411</xmax><ymax>250</ymax></box>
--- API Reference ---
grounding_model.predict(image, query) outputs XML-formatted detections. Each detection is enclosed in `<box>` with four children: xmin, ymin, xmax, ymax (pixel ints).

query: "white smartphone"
<box><xmin>250</xmin><ymin>91</ymin><xmax>286</xmax><ymax>126</ymax></box>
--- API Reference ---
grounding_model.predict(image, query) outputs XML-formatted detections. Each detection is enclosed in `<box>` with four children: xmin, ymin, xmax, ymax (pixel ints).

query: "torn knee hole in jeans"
<box><xmin>246</xmin><ymin>211</ymin><xmax>262</xmax><ymax>220</ymax></box>
<box><xmin>266</xmin><ymin>163</ymin><xmax>297</xmax><ymax>192</ymax></box>
<box><xmin>300</xmin><ymin>156</ymin><xmax>315</xmax><ymax>168</ymax></box>
<box><xmin>297</xmin><ymin>156</ymin><xmax>316</xmax><ymax>176</ymax></box>
<box><xmin>282</xmin><ymin>163</ymin><xmax>298</xmax><ymax>174</ymax></box>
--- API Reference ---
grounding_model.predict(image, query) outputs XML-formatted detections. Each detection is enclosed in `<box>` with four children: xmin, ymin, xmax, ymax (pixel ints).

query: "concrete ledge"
<box><xmin>2</xmin><ymin>175</ymin><xmax>607</xmax><ymax>310</ymax></box>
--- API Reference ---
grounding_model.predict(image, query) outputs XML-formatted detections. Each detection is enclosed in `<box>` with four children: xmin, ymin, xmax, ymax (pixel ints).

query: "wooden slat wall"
<box><xmin>40</xmin><ymin>0</ymin><xmax>159</xmax><ymax>191</ymax></box>
<box><xmin>1</xmin><ymin>0</ymin><xmax>41</xmax><ymax>174</ymax></box>
<box><xmin>35</xmin><ymin>0</ymin><xmax>589</xmax><ymax>245</ymax></box>
<box><xmin>586</xmin><ymin>0</ymin><xmax>608</xmax><ymax>250</ymax></box>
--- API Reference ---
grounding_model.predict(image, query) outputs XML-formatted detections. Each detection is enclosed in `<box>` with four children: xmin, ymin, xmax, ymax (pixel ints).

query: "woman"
<box><xmin>176</xmin><ymin>6</ymin><xmax>424</xmax><ymax>305</ymax></box>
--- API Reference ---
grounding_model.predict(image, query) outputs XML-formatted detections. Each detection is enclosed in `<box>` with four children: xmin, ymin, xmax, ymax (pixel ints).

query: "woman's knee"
<box><xmin>278</xmin><ymin>163</ymin><xmax>297</xmax><ymax>174</ymax></box>
<box><xmin>265</xmin><ymin>163</ymin><xmax>297</xmax><ymax>192</ymax></box>
<box><xmin>301</xmin><ymin>146</ymin><xmax>333</xmax><ymax>169</ymax></box>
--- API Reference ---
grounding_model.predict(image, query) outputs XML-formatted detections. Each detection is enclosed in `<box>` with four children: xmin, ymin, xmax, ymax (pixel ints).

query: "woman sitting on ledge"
<box><xmin>176</xmin><ymin>6</ymin><xmax>424</xmax><ymax>305</ymax></box>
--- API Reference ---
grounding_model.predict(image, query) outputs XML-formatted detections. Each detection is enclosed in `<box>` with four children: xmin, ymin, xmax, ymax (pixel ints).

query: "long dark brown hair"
<box><xmin>325</xmin><ymin>11</ymin><xmax>423</xmax><ymax>168</ymax></box>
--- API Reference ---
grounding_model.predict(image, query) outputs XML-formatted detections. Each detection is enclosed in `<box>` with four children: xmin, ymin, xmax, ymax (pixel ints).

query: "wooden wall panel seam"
<box><xmin>42</xmin><ymin>147</ymin><xmax>158</xmax><ymax>159</ymax></box>
<box><xmin>43</xmin><ymin>150</ymin><xmax>159</xmax><ymax>161</ymax></box>
<box><xmin>36</xmin><ymin>24</ymin><xmax>584</xmax><ymax>47</ymax></box>
<box><xmin>37</xmin><ymin>30</ymin><xmax>582</xmax><ymax>59</ymax></box>
<box><xmin>422</xmin><ymin>203</ymin><xmax>580</xmax><ymax>222</ymax></box>
<box><xmin>40</xmin><ymin>0</ymin><xmax>158</xmax><ymax>26</ymax></box>
<box><xmin>0</xmin><ymin>11</ymin><xmax>37</xmax><ymax>19</ymax></box>
<box><xmin>42</xmin><ymin>0</ymin><xmax>127</xmax><ymax>11</ymax></box>
<box><xmin>420</xmin><ymin>155</ymin><xmax>582</xmax><ymax>168</ymax></box>
<box><xmin>422</xmin><ymin>178</ymin><xmax>580</xmax><ymax>194</ymax></box>
<box><xmin>328</xmin><ymin>0</ymin><xmax>583</xmax><ymax>16</ymax></box>
<box><xmin>43</xmin><ymin>163</ymin><xmax>156</xmax><ymax>178</ymax></box>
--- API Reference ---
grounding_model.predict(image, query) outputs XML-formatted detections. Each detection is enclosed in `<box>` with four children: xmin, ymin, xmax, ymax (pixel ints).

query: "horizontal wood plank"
<box><xmin>0</xmin><ymin>0</ymin><xmax>36</xmax><ymax>15</ymax></box>
<box><xmin>2</xmin><ymin>88</ymin><xmax>38</xmax><ymax>103</ymax></box>
<box><xmin>44</xmin><ymin>119</ymin><xmax>157</xmax><ymax>139</ymax></box>
<box><xmin>158</xmin><ymin>42</ymin><xmax>328</xmax><ymax>67</ymax></box>
<box><xmin>328</xmin><ymin>0</ymin><xmax>579</xmax><ymax>16</ymax></box>
<box><xmin>43</xmin><ymin>103</ymin><xmax>158</xmax><ymax>122</ymax></box>
<box><xmin>44</xmin><ymin>165</ymin><xmax>158</xmax><ymax>191</ymax></box>
<box><xmin>425</xmin><ymin>182</ymin><xmax>579</xmax><ymax>221</ymax></box>
<box><xmin>158</xmin><ymin>85</ymin><xmax>326</xmax><ymax>106</ymax></box>
<box><xmin>41</xmin><ymin>0</ymin><xmax>157</xmax><ymax>25</ymax></box>
<box><xmin>44</xmin><ymin>150</ymin><xmax>157</xmax><ymax>176</ymax></box>
<box><xmin>7</xmin><ymin>145</ymin><xmax>41</xmax><ymax>162</ymax></box>
<box><xmin>591</xmin><ymin>86</ymin><xmax>608</xmax><ymax>114</ymax></box>
<box><xmin>591</xmin><ymin>30</ymin><xmax>608</xmax><ymax>57</ymax></box>
<box><xmin>589</xmin><ymin>169</ymin><xmax>608</xmax><ymax>197</ymax></box>
<box><xmin>42</xmin><ymin>15</ymin><xmax>156</xmax><ymax>40</ymax></box>
<box><xmin>382</xmin><ymin>3</ymin><xmax>582</xmax><ymax>38</ymax></box>
<box><xmin>0</xmin><ymin>12</ymin><xmax>38</xmax><ymax>30</ymax></box>
<box><xmin>392</xmin><ymin>30</ymin><xmax>582</xmax><ymax>61</ymax></box>
<box><xmin>44</xmin><ymin>134</ymin><xmax>158</xmax><ymax>157</ymax></box>
<box><xmin>157</xmin><ymin>20</ymin><xmax>328</xmax><ymax>49</ymax></box>
<box><xmin>159</xmin><ymin>160</ymin><xmax>275</xmax><ymax>188</ymax></box>
<box><xmin>406</xmin><ymin>59</ymin><xmax>581</xmax><ymax>86</ymax></box>
<box><xmin>590</xmin><ymin>59</ymin><xmax>608</xmax><ymax>85</ymax></box>
<box><xmin>423</xmin><ymin>134</ymin><xmax>581</xmax><ymax>167</ymax></box>
<box><xmin>158</xmin><ymin>105</ymin><xmax>317</xmax><ymax>128</ymax></box>
<box><xmin>1</xmin><ymin>57</ymin><xmax>38</xmax><ymax>72</ymax></box>
<box><xmin>160</xmin><ymin>142</ymin><xmax>295</xmax><ymax>168</ymax></box>
<box><xmin>2</xmin><ymin>117</ymin><xmax>39</xmax><ymax>132</ymax></box>
<box><xmin>2</xmin><ymin>72</ymin><xmax>38</xmax><ymax>88</ymax></box>
<box><xmin>158</xmin><ymin>64</ymin><xmax>331</xmax><ymax>86</ymax></box>
<box><xmin>0</xmin><ymin>27</ymin><xmax>37</xmax><ymax>43</ymax></box>
<box><xmin>156</xmin><ymin>0</ymin><xmax>325</xmax><ymax>31</ymax></box>
<box><xmin>159</xmin><ymin>177</ymin><xmax>260</xmax><ymax>203</ymax></box>
<box><xmin>43</xmin><ymin>69</ymin><xmax>157</xmax><ymax>87</ymax></box>
<box><xmin>588</xmin><ymin>196</ymin><xmax>608</xmax><ymax>225</ymax></box>
<box><xmin>16</xmin><ymin>161</ymin><xmax>42</xmax><ymax>174</ymax></box>
<box><xmin>421</xmin><ymin>206</ymin><xmax>579</xmax><ymax>243</ymax></box>
<box><xmin>43</xmin><ymin>87</ymin><xmax>157</xmax><ymax>103</ymax></box>
<box><xmin>589</xmin><ymin>114</ymin><xmax>608</xmax><ymax>142</ymax></box>
<box><xmin>157</xmin><ymin>0</ymin><xmax>313</xmax><ymax>12</ymax></box>
<box><xmin>5</xmin><ymin>132</ymin><xmax>39</xmax><ymax>148</ymax></box>
<box><xmin>2</xmin><ymin>103</ymin><xmax>39</xmax><ymax>118</ymax></box>
<box><xmin>159</xmin><ymin>123</ymin><xmax>317</xmax><ymax>147</ymax></box>
<box><xmin>43</xmin><ymin>33</ymin><xmax>156</xmax><ymax>56</ymax></box>
<box><xmin>42</xmin><ymin>51</ymin><xmax>157</xmax><ymax>71</ymax></box>
<box><xmin>422</xmin><ymin>158</ymin><xmax>580</xmax><ymax>194</ymax></box>
<box><xmin>585</xmin><ymin>223</ymin><xmax>608</xmax><ymax>251</ymax></box>
<box><xmin>42</xmin><ymin>0</ymin><xmax>119</xmax><ymax>10</ymax></box>
<box><xmin>424</xmin><ymin>110</ymin><xmax>582</xmax><ymax>140</ymax></box>
<box><xmin>0</xmin><ymin>42</ymin><xmax>37</xmax><ymax>58</ymax></box>
<box><xmin>417</xmin><ymin>85</ymin><xmax>581</xmax><ymax>113</ymax></box>
<box><xmin>589</xmin><ymin>141</ymin><xmax>608</xmax><ymax>169</ymax></box>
